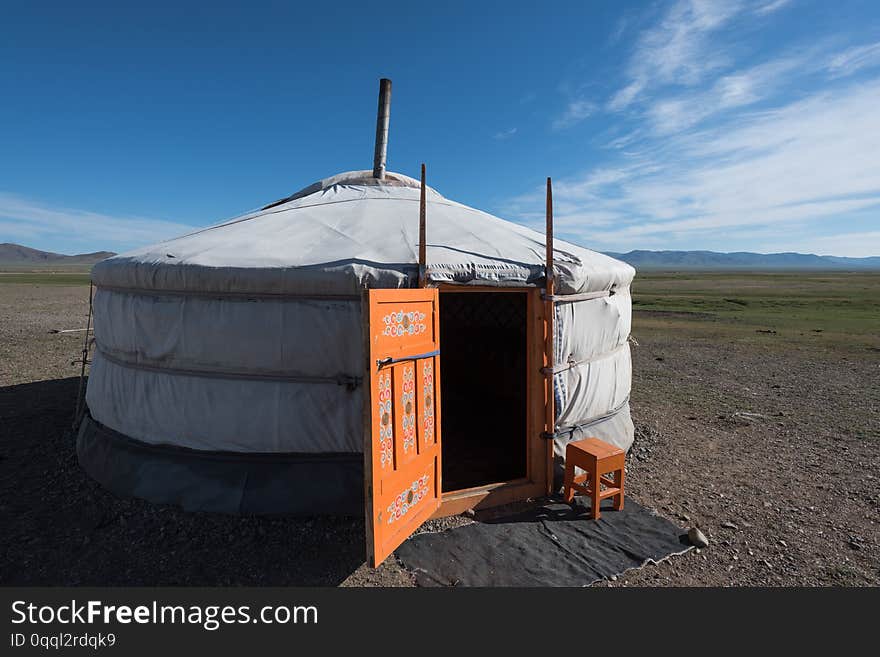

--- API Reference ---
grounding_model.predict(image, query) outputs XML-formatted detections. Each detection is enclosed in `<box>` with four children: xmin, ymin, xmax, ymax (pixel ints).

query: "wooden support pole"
<box><xmin>418</xmin><ymin>163</ymin><xmax>427</xmax><ymax>288</ymax></box>
<box><xmin>544</xmin><ymin>177</ymin><xmax>556</xmax><ymax>493</ymax></box>
<box><xmin>546</xmin><ymin>177</ymin><xmax>554</xmax><ymax>299</ymax></box>
<box><xmin>73</xmin><ymin>282</ymin><xmax>94</xmax><ymax>429</ymax></box>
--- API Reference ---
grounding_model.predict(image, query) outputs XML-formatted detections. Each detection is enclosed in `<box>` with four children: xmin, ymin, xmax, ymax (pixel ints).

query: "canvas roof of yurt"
<box><xmin>91</xmin><ymin>170</ymin><xmax>635</xmax><ymax>296</ymax></box>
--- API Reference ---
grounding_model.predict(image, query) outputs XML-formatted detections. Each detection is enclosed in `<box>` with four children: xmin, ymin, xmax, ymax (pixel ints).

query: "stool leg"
<box><xmin>563</xmin><ymin>458</ymin><xmax>575</xmax><ymax>503</ymax></box>
<box><xmin>613</xmin><ymin>467</ymin><xmax>625</xmax><ymax>511</ymax></box>
<box><xmin>590</xmin><ymin>465</ymin><xmax>601</xmax><ymax>520</ymax></box>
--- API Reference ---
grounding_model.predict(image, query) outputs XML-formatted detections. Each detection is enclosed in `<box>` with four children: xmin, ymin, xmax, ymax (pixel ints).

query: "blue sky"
<box><xmin>2</xmin><ymin>0</ymin><xmax>879</xmax><ymax>256</ymax></box>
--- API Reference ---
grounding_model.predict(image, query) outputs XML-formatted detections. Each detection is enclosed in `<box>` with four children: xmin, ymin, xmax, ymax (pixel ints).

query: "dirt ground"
<box><xmin>1</xmin><ymin>278</ymin><xmax>877</xmax><ymax>586</ymax></box>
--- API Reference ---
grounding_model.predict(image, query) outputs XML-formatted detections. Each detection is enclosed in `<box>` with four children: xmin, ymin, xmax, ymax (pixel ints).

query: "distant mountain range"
<box><xmin>1</xmin><ymin>242</ymin><xmax>878</xmax><ymax>271</ymax></box>
<box><xmin>0</xmin><ymin>243</ymin><xmax>116</xmax><ymax>267</ymax></box>
<box><xmin>604</xmin><ymin>250</ymin><xmax>880</xmax><ymax>270</ymax></box>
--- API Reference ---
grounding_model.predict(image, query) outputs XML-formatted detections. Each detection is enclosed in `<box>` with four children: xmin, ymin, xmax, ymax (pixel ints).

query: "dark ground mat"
<box><xmin>396</xmin><ymin>497</ymin><xmax>692</xmax><ymax>586</ymax></box>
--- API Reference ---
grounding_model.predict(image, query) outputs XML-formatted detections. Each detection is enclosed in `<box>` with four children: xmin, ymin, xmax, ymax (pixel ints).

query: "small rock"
<box><xmin>462</xmin><ymin>508</ymin><xmax>476</xmax><ymax>519</ymax></box>
<box><xmin>721</xmin><ymin>521</ymin><xmax>739</xmax><ymax>530</ymax></box>
<box><xmin>733</xmin><ymin>412</ymin><xmax>769</xmax><ymax>422</ymax></box>
<box><xmin>688</xmin><ymin>527</ymin><xmax>709</xmax><ymax>548</ymax></box>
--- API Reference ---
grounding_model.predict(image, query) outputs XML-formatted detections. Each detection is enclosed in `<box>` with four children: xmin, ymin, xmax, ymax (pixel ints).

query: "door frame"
<box><xmin>430</xmin><ymin>284</ymin><xmax>551</xmax><ymax>518</ymax></box>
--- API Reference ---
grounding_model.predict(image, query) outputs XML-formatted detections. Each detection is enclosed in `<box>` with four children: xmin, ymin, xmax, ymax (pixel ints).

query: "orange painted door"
<box><xmin>365</xmin><ymin>288</ymin><xmax>442</xmax><ymax>567</ymax></box>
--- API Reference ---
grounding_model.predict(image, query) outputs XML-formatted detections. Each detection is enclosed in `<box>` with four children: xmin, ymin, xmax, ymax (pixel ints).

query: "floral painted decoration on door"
<box><xmin>422</xmin><ymin>361</ymin><xmax>434</xmax><ymax>446</ymax></box>
<box><xmin>400</xmin><ymin>364</ymin><xmax>416</xmax><ymax>452</ymax></box>
<box><xmin>386</xmin><ymin>474</ymin><xmax>430</xmax><ymax>524</ymax></box>
<box><xmin>382</xmin><ymin>310</ymin><xmax>427</xmax><ymax>337</ymax></box>
<box><xmin>377</xmin><ymin>370</ymin><xmax>393</xmax><ymax>468</ymax></box>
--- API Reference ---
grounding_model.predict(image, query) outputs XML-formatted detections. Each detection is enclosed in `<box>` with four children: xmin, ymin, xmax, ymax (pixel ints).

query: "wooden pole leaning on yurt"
<box><xmin>418</xmin><ymin>163</ymin><xmax>427</xmax><ymax>288</ymax></box>
<box><xmin>72</xmin><ymin>282</ymin><xmax>94</xmax><ymax>429</ymax></box>
<box><xmin>544</xmin><ymin>177</ymin><xmax>556</xmax><ymax>491</ymax></box>
<box><xmin>372</xmin><ymin>78</ymin><xmax>392</xmax><ymax>179</ymax></box>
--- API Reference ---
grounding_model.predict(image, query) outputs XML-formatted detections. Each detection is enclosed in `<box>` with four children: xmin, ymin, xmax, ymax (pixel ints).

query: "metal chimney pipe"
<box><xmin>372</xmin><ymin>78</ymin><xmax>392</xmax><ymax>179</ymax></box>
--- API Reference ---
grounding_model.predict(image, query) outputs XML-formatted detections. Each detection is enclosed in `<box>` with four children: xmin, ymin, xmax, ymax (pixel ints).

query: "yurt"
<box><xmin>77</xmin><ymin>80</ymin><xmax>635</xmax><ymax>564</ymax></box>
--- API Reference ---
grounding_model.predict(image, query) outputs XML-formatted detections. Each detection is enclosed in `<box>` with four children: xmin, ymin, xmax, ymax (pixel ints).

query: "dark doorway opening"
<box><xmin>439</xmin><ymin>291</ymin><xmax>528</xmax><ymax>492</ymax></box>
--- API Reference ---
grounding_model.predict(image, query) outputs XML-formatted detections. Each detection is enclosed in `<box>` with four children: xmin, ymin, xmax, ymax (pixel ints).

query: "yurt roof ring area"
<box><xmin>76</xmin><ymin>79</ymin><xmax>636</xmax><ymax>566</ymax></box>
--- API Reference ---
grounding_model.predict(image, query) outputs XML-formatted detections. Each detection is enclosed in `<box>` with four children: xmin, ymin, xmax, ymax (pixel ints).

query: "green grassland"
<box><xmin>632</xmin><ymin>271</ymin><xmax>880</xmax><ymax>349</ymax></box>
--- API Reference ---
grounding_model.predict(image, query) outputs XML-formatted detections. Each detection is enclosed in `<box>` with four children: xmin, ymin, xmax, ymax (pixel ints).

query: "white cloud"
<box><xmin>608</xmin><ymin>81</ymin><xmax>645</xmax><ymax>112</ymax></box>
<box><xmin>528</xmin><ymin>0</ymin><xmax>880</xmax><ymax>257</ymax></box>
<box><xmin>553</xmin><ymin>167</ymin><xmax>639</xmax><ymax>199</ymax></box>
<box><xmin>608</xmin><ymin>15</ymin><xmax>630</xmax><ymax>45</ymax></box>
<box><xmin>608</xmin><ymin>0</ymin><xmax>746</xmax><ymax>110</ymax></box>
<box><xmin>0</xmin><ymin>193</ymin><xmax>198</xmax><ymax>253</ymax></box>
<box><xmin>506</xmin><ymin>79</ymin><xmax>880</xmax><ymax>257</ymax></box>
<box><xmin>604</xmin><ymin>129</ymin><xmax>644</xmax><ymax>150</ymax></box>
<box><xmin>645</xmin><ymin>52</ymin><xmax>816</xmax><ymax>134</ymax></box>
<box><xmin>493</xmin><ymin>127</ymin><xmax>518</xmax><ymax>140</ymax></box>
<box><xmin>607</xmin><ymin>0</ymin><xmax>800</xmax><ymax>113</ymax></box>
<box><xmin>826</xmin><ymin>41</ymin><xmax>880</xmax><ymax>78</ymax></box>
<box><xmin>552</xmin><ymin>99</ymin><xmax>597</xmax><ymax>130</ymax></box>
<box><xmin>754</xmin><ymin>0</ymin><xmax>792</xmax><ymax>16</ymax></box>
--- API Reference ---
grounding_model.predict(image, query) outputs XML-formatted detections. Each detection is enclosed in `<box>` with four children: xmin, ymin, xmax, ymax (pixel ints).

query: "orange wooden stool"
<box><xmin>563</xmin><ymin>437</ymin><xmax>625</xmax><ymax>520</ymax></box>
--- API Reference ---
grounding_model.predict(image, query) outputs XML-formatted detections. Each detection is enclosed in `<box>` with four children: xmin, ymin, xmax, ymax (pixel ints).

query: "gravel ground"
<box><xmin>602</xmin><ymin>325</ymin><xmax>879</xmax><ymax>586</ymax></box>
<box><xmin>1</xmin><ymin>283</ymin><xmax>877</xmax><ymax>586</ymax></box>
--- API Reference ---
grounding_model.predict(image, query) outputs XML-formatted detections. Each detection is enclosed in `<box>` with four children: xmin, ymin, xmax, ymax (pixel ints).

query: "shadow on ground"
<box><xmin>0</xmin><ymin>377</ymin><xmax>367</xmax><ymax>586</ymax></box>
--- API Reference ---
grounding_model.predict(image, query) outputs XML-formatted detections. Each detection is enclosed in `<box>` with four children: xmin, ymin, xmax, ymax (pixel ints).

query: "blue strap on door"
<box><xmin>376</xmin><ymin>349</ymin><xmax>440</xmax><ymax>369</ymax></box>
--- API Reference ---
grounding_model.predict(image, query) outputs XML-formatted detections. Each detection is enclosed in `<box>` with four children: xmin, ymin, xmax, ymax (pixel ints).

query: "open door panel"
<box><xmin>364</xmin><ymin>288</ymin><xmax>441</xmax><ymax>567</ymax></box>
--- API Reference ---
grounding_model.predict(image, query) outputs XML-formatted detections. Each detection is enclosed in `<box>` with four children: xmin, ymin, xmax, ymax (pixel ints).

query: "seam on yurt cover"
<box><xmin>86</xmin><ymin>414</ymin><xmax>361</xmax><ymax>462</ymax></box>
<box><xmin>544</xmin><ymin>290</ymin><xmax>612</xmax><ymax>303</ymax></box>
<box><xmin>553</xmin><ymin>371</ymin><xmax>566</xmax><ymax>430</ymax></box>
<box><xmin>95</xmin><ymin>285</ymin><xmax>361</xmax><ymax>301</ymax></box>
<box><xmin>168</xmin><ymin>194</ymin><xmax>481</xmax><ymax>241</ymax></box>
<box><xmin>548</xmin><ymin>397</ymin><xmax>631</xmax><ymax>439</ymax></box>
<box><xmin>545</xmin><ymin>343</ymin><xmax>630</xmax><ymax>375</ymax></box>
<box><xmin>427</xmin><ymin>262</ymin><xmax>534</xmax><ymax>272</ymax></box>
<box><xmin>553</xmin><ymin>309</ymin><xmax>566</xmax><ymax>419</ymax></box>
<box><xmin>96</xmin><ymin>348</ymin><xmax>362</xmax><ymax>388</ymax></box>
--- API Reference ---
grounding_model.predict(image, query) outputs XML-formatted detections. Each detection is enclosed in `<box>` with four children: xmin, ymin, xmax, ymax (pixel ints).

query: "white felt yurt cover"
<box><xmin>83</xmin><ymin>171</ymin><xmax>635</xmax><ymax>511</ymax></box>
